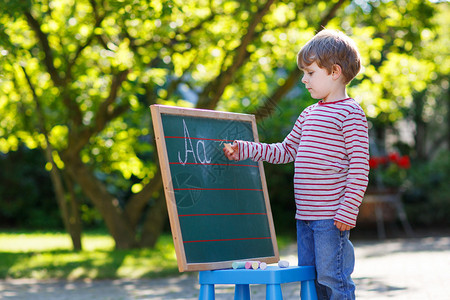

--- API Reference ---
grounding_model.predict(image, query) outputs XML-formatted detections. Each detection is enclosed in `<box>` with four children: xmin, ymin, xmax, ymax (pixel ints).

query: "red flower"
<box><xmin>388</xmin><ymin>152</ymin><xmax>400</xmax><ymax>163</ymax></box>
<box><xmin>397</xmin><ymin>155</ymin><xmax>411</xmax><ymax>169</ymax></box>
<box><xmin>369</xmin><ymin>153</ymin><xmax>411</xmax><ymax>170</ymax></box>
<box><xmin>369</xmin><ymin>157</ymin><xmax>379</xmax><ymax>169</ymax></box>
<box><xmin>369</xmin><ymin>152</ymin><xmax>411</xmax><ymax>189</ymax></box>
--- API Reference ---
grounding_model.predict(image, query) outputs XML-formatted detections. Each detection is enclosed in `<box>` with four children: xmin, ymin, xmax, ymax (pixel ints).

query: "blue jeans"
<box><xmin>297</xmin><ymin>219</ymin><xmax>356</xmax><ymax>300</ymax></box>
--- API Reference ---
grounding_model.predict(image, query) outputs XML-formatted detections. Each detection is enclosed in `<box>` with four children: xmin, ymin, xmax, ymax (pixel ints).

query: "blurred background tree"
<box><xmin>0</xmin><ymin>0</ymin><xmax>448</xmax><ymax>249</ymax></box>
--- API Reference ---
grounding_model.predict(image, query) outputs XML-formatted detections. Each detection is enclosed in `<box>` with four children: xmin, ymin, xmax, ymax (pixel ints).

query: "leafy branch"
<box><xmin>253</xmin><ymin>0</ymin><xmax>348</xmax><ymax>120</ymax></box>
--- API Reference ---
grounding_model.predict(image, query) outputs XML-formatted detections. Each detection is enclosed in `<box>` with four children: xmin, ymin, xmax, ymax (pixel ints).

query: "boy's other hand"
<box><xmin>223</xmin><ymin>142</ymin><xmax>239</xmax><ymax>161</ymax></box>
<box><xmin>334</xmin><ymin>221</ymin><xmax>353</xmax><ymax>232</ymax></box>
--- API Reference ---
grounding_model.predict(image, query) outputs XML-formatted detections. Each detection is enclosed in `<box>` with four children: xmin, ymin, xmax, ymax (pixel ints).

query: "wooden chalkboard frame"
<box><xmin>151</xmin><ymin>105</ymin><xmax>279</xmax><ymax>272</ymax></box>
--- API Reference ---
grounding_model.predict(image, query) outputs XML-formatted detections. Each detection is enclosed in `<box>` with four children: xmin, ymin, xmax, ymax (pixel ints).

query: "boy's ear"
<box><xmin>331</xmin><ymin>64</ymin><xmax>342</xmax><ymax>80</ymax></box>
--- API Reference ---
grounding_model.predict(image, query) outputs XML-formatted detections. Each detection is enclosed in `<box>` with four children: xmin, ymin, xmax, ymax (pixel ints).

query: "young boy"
<box><xmin>223</xmin><ymin>29</ymin><xmax>369</xmax><ymax>300</ymax></box>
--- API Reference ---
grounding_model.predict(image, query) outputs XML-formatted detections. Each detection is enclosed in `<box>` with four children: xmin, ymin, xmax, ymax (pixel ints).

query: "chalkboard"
<box><xmin>150</xmin><ymin>105</ymin><xmax>279</xmax><ymax>272</ymax></box>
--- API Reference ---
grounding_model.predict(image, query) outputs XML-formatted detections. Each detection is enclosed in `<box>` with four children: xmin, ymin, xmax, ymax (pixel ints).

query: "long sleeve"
<box><xmin>231</xmin><ymin>98</ymin><xmax>369</xmax><ymax>227</ymax></box>
<box><xmin>334</xmin><ymin>108</ymin><xmax>370</xmax><ymax>226</ymax></box>
<box><xmin>235</xmin><ymin>118</ymin><xmax>302</xmax><ymax>164</ymax></box>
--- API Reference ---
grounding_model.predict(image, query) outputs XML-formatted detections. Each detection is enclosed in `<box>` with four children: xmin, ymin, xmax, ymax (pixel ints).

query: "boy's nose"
<box><xmin>301</xmin><ymin>74</ymin><xmax>307</xmax><ymax>84</ymax></box>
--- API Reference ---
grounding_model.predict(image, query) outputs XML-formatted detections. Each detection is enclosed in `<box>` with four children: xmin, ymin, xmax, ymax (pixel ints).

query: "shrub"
<box><xmin>0</xmin><ymin>147</ymin><xmax>62</xmax><ymax>229</ymax></box>
<box><xmin>403</xmin><ymin>150</ymin><xmax>450</xmax><ymax>226</ymax></box>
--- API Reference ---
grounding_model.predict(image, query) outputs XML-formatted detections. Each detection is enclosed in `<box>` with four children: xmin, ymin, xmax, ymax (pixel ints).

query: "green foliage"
<box><xmin>403</xmin><ymin>150</ymin><xmax>450</xmax><ymax>226</ymax></box>
<box><xmin>0</xmin><ymin>147</ymin><xmax>61</xmax><ymax>229</ymax></box>
<box><xmin>345</xmin><ymin>0</ymin><xmax>448</xmax><ymax>123</ymax></box>
<box><xmin>0</xmin><ymin>0</ymin><xmax>448</xmax><ymax>237</ymax></box>
<box><xmin>0</xmin><ymin>0</ymin><xmax>32</xmax><ymax>16</ymax></box>
<box><xmin>0</xmin><ymin>147</ymin><xmax>105</xmax><ymax>230</ymax></box>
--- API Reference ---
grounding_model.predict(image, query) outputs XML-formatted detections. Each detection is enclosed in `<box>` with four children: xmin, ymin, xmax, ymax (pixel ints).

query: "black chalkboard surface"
<box><xmin>151</xmin><ymin>105</ymin><xmax>279</xmax><ymax>272</ymax></box>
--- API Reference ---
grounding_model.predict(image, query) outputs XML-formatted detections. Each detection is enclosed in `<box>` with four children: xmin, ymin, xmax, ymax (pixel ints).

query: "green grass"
<box><xmin>0</xmin><ymin>230</ymin><xmax>295</xmax><ymax>280</ymax></box>
<box><xmin>0</xmin><ymin>230</ymin><xmax>179</xmax><ymax>280</ymax></box>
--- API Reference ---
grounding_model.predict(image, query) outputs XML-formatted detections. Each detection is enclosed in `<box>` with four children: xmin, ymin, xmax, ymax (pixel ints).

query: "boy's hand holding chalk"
<box><xmin>224</xmin><ymin>143</ymin><xmax>234</xmax><ymax>153</ymax></box>
<box><xmin>223</xmin><ymin>142</ymin><xmax>239</xmax><ymax>161</ymax></box>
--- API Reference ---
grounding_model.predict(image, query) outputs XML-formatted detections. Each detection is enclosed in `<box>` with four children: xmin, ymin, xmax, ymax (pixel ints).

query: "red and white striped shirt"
<box><xmin>237</xmin><ymin>98</ymin><xmax>369</xmax><ymax>227</ymax></box>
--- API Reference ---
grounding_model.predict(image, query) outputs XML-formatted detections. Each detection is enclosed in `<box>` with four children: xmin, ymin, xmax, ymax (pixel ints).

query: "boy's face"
<box><xmin>301</xmin><ymin>62</ymin><xmax>339</xmax><ymax>102</ymax></box>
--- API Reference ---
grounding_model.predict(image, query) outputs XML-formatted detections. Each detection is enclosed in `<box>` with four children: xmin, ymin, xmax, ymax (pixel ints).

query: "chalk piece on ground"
<box><xmin>278</xmin><ymin>260</ymin><xmax>289</xmax><ymax>268</ymax></box>
<box><xmin>259</xmin><ymin>262</ymin><xmax>267</xmax><ymax>270</ymax></box>
<box><xmin>224</xmin><ymin>143</ymin><xmax>234</xmax><ymax>154</ymax></box>
<box><xmin>232</xmin><ymin>261</ymin><xmax>246</xmax><ymax>269</ymax></box>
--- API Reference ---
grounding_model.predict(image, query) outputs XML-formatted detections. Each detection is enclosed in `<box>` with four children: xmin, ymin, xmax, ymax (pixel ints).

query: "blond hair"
<box><xmin>297</xmin><ymin>29</ymin><xmax>361</xmax><ymax>84</ymax></box>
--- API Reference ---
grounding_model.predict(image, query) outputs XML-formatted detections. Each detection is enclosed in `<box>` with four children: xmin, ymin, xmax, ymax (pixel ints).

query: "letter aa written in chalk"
<box><xmin>178</xmin><ymin>119</ymin><xmax>211</xmax><ymax>165</ymax></box>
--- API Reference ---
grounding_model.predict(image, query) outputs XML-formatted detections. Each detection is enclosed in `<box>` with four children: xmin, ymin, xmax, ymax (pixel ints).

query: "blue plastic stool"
<box><xmin>198</xmin><ymin>266</ymin><xmax>317</xmax><ymax>300</ymax></box>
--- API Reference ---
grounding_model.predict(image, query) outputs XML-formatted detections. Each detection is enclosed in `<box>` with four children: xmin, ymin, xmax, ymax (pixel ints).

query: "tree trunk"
<box><xmin>63</xmin><ymin>154</ymin><xmax>137</xmax><ymax>249</ymax></box>
<box><xmin>140</xmin><ymin>194</ymin><xmax>168</xmax><ymax>248</ymax></box>
<box><xmin>47</xmin><ymin>154</ymin><xmax>83</xmax><ymax>250</ymax></box>
<box><xmin>125</xmin><ymin>169</ymin><xmax>163</xmax><ymax>229</ymax></box>
<box><xmin>21</xmin><ymin>65</ymin><xmax>83</xmax><ymax>250</ymax></box>
<box><xmin>63</xmin><ymin>171</ymin><xmax>83</xmax><ymax>250</ymax></box>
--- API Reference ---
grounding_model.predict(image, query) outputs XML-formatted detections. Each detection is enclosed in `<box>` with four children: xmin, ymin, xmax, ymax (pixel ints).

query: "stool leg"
<box><xmin>234</xmin><ymin>284</ymin><xmax>250</xmax><ymax>300</ymax></box>
<box><xmin>301</xmin><ymin>280</ymin><xmax>318</xmax><ymax>300</ymax></box>
<box><xmin>199</xmin><ymin>284</ymin><xmax>215</xmax><ymax>300</ymax></box>
<box><xmin>266</xmin><ymin>284</ymin><xmax>282</xmax><ymax>300</ymax></box>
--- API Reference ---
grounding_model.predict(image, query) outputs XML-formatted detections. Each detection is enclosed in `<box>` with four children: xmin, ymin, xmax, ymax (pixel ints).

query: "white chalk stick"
<box><xmin>259</xmin><ymin>262</ymin><xmax>267</xmax><ymax>270</ymax></box>
<box><xmin>278</xmin><ymin>260</ymin><xmax>289</xmax><ymax>268</ymax></box>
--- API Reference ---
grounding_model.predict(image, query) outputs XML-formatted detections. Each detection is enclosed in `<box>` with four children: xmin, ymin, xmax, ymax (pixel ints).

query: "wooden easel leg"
<box><xmin>234</xmin><ymin>284</ymin><xmax>250</xmax><ymax>300</ymax></box>
<box><xmin>301</xmin><ymin>280</ymin><xmax>318</xmax><ymax>300</ymax></box>
<box><xmin>199</xmin><ymin>284</ymin><xmax>215</xmax><ymax>300</ymax></box>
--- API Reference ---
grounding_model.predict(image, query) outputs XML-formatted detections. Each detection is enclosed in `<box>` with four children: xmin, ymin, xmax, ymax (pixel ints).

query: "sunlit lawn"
<box><xmin>0</xmin><ymin>230</ymin><xmax>179</xmax><ymax>280</ymax></box>
<box><xmin>0</xmin><ymin>230</ymin><xmax>294</xmax><ymax>280</ymax></box>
